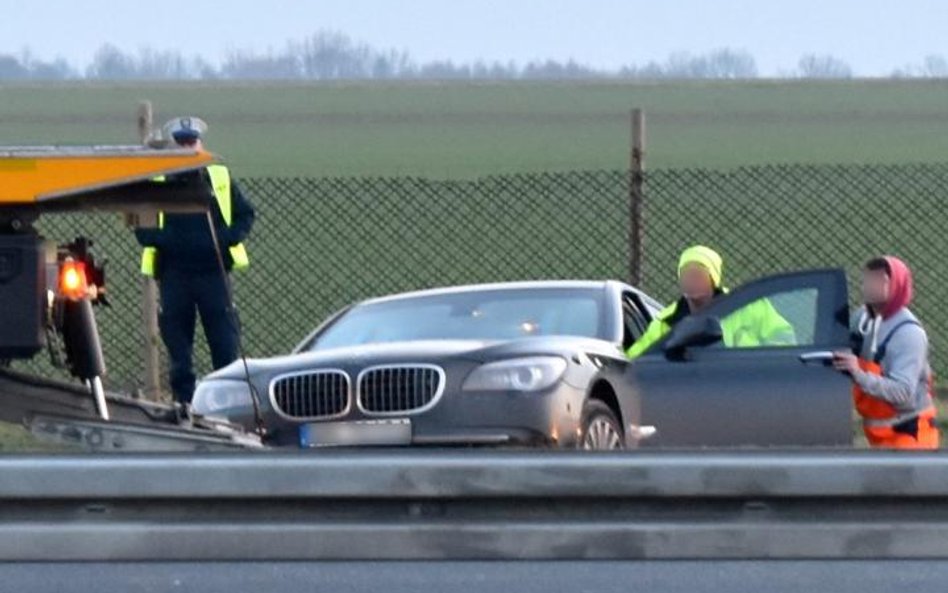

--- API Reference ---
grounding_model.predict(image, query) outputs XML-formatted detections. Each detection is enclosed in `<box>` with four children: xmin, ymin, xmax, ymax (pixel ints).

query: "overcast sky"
<box><xmin>2</xmin><ymin>0</ymin><xmax>947</xmax><ymax>76</ymax></box>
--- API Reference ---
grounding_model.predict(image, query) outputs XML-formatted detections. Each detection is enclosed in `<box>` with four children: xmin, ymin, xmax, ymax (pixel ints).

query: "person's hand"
<box><xmin>832</xmin><ymin>351</ymin><xmax>860</xmax><ymax>375</ymax></box>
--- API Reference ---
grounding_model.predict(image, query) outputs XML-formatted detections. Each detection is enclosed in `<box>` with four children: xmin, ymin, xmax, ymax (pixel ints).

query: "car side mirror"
<box><xmin>663</xmin><ymin>315</ymin><xmax>723</xmax><ymax>358</ymax></box>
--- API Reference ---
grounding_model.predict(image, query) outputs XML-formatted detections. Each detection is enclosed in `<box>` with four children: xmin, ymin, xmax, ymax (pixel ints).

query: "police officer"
<box><xmin>134</xmin><ymin>117</ymin><xmax>255</xmax><ymax>404</ymax></box>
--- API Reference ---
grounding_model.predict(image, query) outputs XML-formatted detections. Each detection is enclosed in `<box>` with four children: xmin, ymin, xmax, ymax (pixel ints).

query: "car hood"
<box><xmin>204</xmin><ymin>336</ymin><xmax>621</xmax><ymax>381</ymax></box>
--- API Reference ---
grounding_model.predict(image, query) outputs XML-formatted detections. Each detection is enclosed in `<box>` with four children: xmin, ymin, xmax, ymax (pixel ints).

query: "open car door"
<box><xmin>623</xmin><ymin>269</ymin><xmax>852</xmax><ymax>448</ymax></box>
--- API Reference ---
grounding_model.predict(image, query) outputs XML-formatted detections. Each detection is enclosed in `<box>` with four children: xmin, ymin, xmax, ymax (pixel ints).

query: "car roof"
<box><xmin>360</xmin><ymin>280</ymin><xmax>626</xmax><ymax>306</ymax></box>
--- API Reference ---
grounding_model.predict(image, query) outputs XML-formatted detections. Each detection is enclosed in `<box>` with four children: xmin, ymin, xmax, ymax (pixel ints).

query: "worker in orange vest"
<box><xmin>833</xmin><ymin>256</ymin><xmax>939</xmax><ymax>449</ymax></box>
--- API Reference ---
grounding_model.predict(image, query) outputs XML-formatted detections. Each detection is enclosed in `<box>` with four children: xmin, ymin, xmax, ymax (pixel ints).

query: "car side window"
<box><xmin>715</xmin><ymin>288</ymin><xmax>818</xmax><ymax>349</ymax></box>
<box><xmin>621</xmin><ymin>292</ymin><xmax>650</xmax><ymax>349</ymax></box>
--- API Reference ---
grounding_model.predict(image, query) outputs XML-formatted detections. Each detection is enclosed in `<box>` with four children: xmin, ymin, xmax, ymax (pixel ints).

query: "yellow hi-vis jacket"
<box><xmin>140</xmin><ymin>164</ymin><xmax>249</xmax><ymax>277</ymax></box>
<box><xmin>626</xmin><ymin>295</ymin><xmax>796</xmax><ymax>359</ymax></box>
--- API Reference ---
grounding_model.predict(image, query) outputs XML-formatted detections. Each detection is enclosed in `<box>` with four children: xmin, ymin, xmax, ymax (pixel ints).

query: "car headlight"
<box><xmin>462</xmin><ymin>356</ymin><xmax>568</xmax><ymax>392</ymax></box>
<box><xmin>191</xmin><ymin>380</ymin><xmax>255</xmax><ymax>416</ymax></box>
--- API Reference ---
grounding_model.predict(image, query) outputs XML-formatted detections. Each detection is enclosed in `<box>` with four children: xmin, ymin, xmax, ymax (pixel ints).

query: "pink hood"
<box><xmin>881</xmin><ymin>256</ymin><xmax>914</xmax><ymax>319</ymax></box>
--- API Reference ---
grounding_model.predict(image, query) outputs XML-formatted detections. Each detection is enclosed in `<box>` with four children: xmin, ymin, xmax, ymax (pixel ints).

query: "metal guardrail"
<box><xmin>2</xmin><ymin>450</ymin><xmax>948</xmax><ymax>561</ymax></box>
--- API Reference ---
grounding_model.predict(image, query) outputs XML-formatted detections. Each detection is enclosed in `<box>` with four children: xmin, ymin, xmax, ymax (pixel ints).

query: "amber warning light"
<box><xmin>58</xmin><ymin>258</ymin><xmax>89</xmax><ymax>301</ymax></box>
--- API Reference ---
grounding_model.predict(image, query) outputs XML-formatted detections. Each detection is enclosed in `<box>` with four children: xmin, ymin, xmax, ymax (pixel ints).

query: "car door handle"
<box><xmin>629</xmin><ymin>424</ymin><xmax>657</xmax><ymax>441</ymax></box>
<box><xmin>799</xmin><ymin>351</ymin><xmax>836</xmax><ymax>365</ymax></box>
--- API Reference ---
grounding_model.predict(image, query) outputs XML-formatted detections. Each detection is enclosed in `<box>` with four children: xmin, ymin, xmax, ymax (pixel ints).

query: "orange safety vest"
<box><xmin>853</xmin><ymin>321</ymin><xmax>939</xmax><ymax>450</ymax></box>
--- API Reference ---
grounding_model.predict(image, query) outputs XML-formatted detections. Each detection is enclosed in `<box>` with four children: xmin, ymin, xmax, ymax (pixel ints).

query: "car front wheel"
<box><xmin>579</xmin><ymin>400</ymin><xmax>624</xmax><ymax>450</ymax></box>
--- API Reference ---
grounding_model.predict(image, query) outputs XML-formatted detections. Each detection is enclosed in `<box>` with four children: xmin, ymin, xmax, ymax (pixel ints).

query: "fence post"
<box><xmin>136</xmin><ymin>100</ymin><xmax>162</xmax><ymax>401</ymax></box>
<box><xmin>628</xmin><ymin>108</ymin><xmax>646</xmax><ymax>287</ymax></box>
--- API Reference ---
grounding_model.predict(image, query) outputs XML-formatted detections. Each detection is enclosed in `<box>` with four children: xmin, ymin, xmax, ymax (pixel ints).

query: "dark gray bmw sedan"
<box><xmin>192</xmin><ymin>270</ymin><xmax>855</xmax><ymax>449</ymax></box>
<box><xmin>192</xmin><ymin>281</ymin><xmax>658</xmax><ymax>448</ymax></box>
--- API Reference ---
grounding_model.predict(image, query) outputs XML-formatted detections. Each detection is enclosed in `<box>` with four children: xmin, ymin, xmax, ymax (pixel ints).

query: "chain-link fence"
<box><xmin>17</xmin><ymin>163</ymin><xmax>948</xmax><ymax>395</ymax></box>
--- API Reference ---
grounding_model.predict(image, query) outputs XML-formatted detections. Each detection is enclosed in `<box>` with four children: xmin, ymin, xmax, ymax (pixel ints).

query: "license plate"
<box><xmin>299</xmin><ymin>419</ymin><xmax>412</xmax><ymax>448</ymax></box>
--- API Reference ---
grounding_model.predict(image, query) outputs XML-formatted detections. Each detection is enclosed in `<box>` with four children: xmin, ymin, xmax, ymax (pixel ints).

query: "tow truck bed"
<box><xmin>0</xmin><ymin>368</ymin><xmax>262</xmax><ymax>451</ymax></box>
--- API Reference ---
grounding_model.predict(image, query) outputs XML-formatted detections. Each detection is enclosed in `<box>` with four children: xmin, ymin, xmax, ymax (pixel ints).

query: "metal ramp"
<box><xmin>0</xmin><ymin>368</ymin><xmax>262</xmax><ymax>451</ymax></box>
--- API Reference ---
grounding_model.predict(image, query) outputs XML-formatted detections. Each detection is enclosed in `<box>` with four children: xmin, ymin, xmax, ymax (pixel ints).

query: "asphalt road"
<box><xmin>5</xmin><ymin>561</ymin><xmax>948</xmax><ymax>593</ymax></box>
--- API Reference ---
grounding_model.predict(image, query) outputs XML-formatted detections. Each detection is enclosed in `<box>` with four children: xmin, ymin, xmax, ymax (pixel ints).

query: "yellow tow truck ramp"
<box><xmin>0</xmin><ymin>144</ymin><xmax>216</xmax><ymax>212</ymax></box>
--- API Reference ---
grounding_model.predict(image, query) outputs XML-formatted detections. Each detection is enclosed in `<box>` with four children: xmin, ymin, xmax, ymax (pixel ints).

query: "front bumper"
<box><xmin>261</xmin><ymin>380</ymin><xmax>588</xmax><ymax>448</ymax></box>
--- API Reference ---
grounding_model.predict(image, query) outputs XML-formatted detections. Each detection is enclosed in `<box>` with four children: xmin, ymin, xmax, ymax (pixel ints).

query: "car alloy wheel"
<box><xmin>580</xmin><ymin>400</ymin><xmax>623</xmax><ymax>450</ymax></box>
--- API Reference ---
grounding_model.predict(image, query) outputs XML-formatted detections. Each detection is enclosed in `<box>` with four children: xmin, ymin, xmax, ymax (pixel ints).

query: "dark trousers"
<box><xmin>158</xmin><ymin>268</ymin><xmax>239</xmax><ymax>404</ymax></box>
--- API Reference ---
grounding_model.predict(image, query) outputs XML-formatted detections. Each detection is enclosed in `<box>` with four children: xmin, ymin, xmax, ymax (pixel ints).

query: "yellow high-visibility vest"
<box><xmin>140</xmin><ymin>164</ymin><xmax>249</xmax><ymax>276</ymax></box>
<box><xmin>625</xmin><ymin>295</ymin><xmax>796</xmax><ymax>359</ymax></box>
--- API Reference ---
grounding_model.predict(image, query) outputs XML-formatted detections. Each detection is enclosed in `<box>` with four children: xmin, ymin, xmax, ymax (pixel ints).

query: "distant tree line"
<box><xmin>0</xmin><ymin>49</ymin><xmax>75</xmax><ymax>80</ymax></box>
<box><xmin>1</xmin><ymin>31</ymin><xmax>946</xmax><ymax>81</ymax></box>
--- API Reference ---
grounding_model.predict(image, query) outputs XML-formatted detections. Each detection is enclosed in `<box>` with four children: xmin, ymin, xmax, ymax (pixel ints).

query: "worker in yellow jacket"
<box><xmin>626</xmin><ymin>246</ymin><xmax>795</xmax><ymax>359</ymax></box>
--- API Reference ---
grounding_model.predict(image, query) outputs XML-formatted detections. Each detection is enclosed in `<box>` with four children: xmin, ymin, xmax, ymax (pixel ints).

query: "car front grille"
<box><xmin>358</xmin><ymin>365</ymin><xmax>445</xmax><ymax>414</ymax></box>
<box><xmin>270</xmin><ymin>370</ymin><xmax>350</xmax><ymax>420</ymax></box>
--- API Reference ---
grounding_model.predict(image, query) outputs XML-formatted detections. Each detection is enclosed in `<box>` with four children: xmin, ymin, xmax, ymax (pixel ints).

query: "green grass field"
<box><xmin>1</xmin><ymin>80</ymin><xmax>948</xmax><ymax>177</ymax></box>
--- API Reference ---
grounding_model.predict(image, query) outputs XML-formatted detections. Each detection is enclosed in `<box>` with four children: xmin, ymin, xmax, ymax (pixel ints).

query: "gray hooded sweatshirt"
<box><xmin>851</xmin><ymin>306</ymin><xmax>933</xmax><ymax>415</ymax></box>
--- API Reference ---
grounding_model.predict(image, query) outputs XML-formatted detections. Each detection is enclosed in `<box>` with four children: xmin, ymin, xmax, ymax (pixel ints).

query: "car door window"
<box><xmin>621</xmin><ymin>292</ymin><xmax>650</xmax><ymax>349</ymax></box>
<box><xmin>695</xmin><ymin>270</ymin><xmax>849</xmax><ymax>351</ymax></box>
<box><xmin>716</xmin><ymin>288</ymin><xmax>817</xmax><ymax>348</ymax></box>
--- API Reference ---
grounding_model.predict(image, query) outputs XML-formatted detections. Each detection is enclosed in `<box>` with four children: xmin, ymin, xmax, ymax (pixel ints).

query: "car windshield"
<box><xmin>309</xmin><ymin>287</ymin><xmax>607</xmax><ymax>350</ymax></box>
